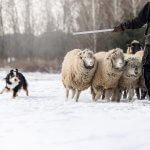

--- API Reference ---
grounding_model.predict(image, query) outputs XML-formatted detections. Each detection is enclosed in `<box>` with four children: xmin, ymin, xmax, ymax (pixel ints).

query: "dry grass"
<box><xmin>0</xmin><ymin>58</ymin><xmax>62</xmax><ymax>73</ymax></box>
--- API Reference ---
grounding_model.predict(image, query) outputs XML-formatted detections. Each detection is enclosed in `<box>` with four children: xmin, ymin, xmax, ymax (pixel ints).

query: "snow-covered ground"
<box><xmin>0</xmin><ymin>70</ymin><xmax>150</xmax><ymax>150</ymax></box>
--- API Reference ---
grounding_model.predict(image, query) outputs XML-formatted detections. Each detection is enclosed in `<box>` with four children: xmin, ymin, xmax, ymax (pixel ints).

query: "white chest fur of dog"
<box><xmin>7</xmin><ymin>81</ymin><xmax>19</xmax><ymax>89</ymax></box>
<box><xmin>7</xmin><ymin>76</ymin><xmax>20</xmax><ymax>89</ymax></box>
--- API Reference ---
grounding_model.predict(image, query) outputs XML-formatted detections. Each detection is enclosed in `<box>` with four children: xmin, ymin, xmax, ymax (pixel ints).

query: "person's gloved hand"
<box><xmin>113</xmin><ymin>24</ymin><xmax>125</xmax><ymax>32</ymax></box>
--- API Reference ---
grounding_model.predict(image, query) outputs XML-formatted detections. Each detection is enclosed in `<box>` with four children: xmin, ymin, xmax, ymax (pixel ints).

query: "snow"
<box><xmin>0</xmin><ymin>71</ymin><xmax>150</xmax><ymax>150</ymax></box>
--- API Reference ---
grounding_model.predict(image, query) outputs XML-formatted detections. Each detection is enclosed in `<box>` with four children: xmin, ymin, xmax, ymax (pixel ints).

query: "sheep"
<box><xmin>134</xmin><ymin>50</ymin><xmax>144</xmax><ymax>58</ymax></box>
<box><xmin>61</xmin><ymin>49</ymin><xmax>97</xmax><ymax>102</ymax></box>
<box><xmin>115</xmin><ymin>55</ymin><xmax>142</xmax><ymax>101</ymax></box>
<box><xmin>124</xmin><ymin>40</ymin><xmax>143</xmax><ymax>99</ymax></box>
<box><xmin>134</xmin><ymin>50</ymin><xmax>147</xmax><ymax>99</ymax></box>
<box><xmin>127</xmin><ymin>40</ymin><xmax>142</xmax><ymax>54</ymax></box>
<box><xmin>91</xmin><ymin>48</ymin><xmax>125</xmax><ymax>101</ymax></box>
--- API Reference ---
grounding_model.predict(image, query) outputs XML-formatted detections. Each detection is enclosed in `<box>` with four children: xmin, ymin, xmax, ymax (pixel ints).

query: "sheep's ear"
<box><xmin>106</xmin><ymin>56</ymin><xmax>110</xmax><ymax>59</ymax></box>
<box><xmin>78</xmin><ymin>52</ymin><xmax>82</xmax><ymax>59</ymax></box>
<box><xmin>127</xmin><ymin>44</ymin><xmax>131</xmax><ymax>47</ymax></box>
<box><xmin>106</xmin><ymin>53</ymin><xmax>111</xmax><ymax>59</ymax></box>
<box><xmin>83</xmin><ymin>49</ymin><xmax>87</xmax><ymax>52</ymax></box>
<box><xmin>112</xmin><ymin>49</ymin><xmax>116</xmax><ymax>53</ymax></box>
<box><xmin>120</xmin><ymin>49</ymin><xmax>123</xmax><ymax>53</ymax></box>
<box><xmin>140</xmin><ymin>43</ymin><xmax>143</xmax><ymax>46</ymax></box>
<box><xmin>140</xmin><ymin>44</ymin><xmax>143</xmax><ymax>49</ymax></box>
<box><xmin>82</xmin><ymin>50</ymin><xmax>86</xmax><ymax>54</ymax></box>
<box><xmin>107</xmin><ymin>50</ymin><xmax>113</xmax><ymax>59</ymax></box>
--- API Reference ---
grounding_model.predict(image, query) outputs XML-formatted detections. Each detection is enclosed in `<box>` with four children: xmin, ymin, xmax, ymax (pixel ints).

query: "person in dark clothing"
<box><xmin>114</xmin><ymin>2</ymin><xmax>150</xmax><ymax>99</ymax></box>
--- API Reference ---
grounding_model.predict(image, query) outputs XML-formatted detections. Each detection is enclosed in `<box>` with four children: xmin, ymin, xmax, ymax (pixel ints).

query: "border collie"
<box><xmin>0</xmin><ymin>69</ymin><xmax>29</xmax><ymax>98</ymax></box>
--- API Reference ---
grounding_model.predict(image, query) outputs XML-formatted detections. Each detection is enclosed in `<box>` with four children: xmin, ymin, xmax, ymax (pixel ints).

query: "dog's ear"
<box><xmin>15</xmin><ymin>69</ymin><xmax>18</xmax><ymax>73</ymax></box>
<box><xmin>10</xmin><ymin>70</ymin><xmax>13</xmax><ymax>74</ymax></box>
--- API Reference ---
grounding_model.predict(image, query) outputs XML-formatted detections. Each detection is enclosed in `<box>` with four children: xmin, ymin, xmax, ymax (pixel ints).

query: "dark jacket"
<box><xmin>122</xmin><ymin>2</ymin><xmax>150</xmax><ymax>35</ymax></box>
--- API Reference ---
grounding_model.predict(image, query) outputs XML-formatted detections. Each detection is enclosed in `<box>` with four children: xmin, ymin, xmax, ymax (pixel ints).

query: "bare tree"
<box><xmin>23</xmin><ymin>0</ymin><xmax>34</xmax><ymax>58</ymax></box>
<box><xmin>0</xmin><ymin>0</ymin><xmax>5</xmax><ymax>58</ymax></box>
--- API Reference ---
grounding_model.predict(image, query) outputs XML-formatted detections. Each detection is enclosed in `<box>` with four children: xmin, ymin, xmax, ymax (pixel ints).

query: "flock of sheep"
<box><xmin>61</xmin><ymin>40</ymin><xmax>147</xmax><ymax>102</ymax></box>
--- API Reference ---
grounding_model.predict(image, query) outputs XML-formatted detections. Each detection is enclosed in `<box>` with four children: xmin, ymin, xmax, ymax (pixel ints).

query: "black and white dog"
<box><xmin>0</xmin><ymin>69</ymin><xmax>29</xmax><ymax>98</ymax></box>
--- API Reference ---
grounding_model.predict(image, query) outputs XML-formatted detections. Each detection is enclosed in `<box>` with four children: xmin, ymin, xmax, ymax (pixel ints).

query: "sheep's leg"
<box><xmin>111</xmin><ymin>88</ymin><xmax>120</xmax><ymax>102</ymax></box>
<box><xmin>111</xmin><ymin>89</ymin><xmax>116</xmax><ymax>102</ymax></box>
<box><xmin>141</xmin><ymin>89</ymin><xmax>147</xmax><ymax>100</ymax></box>
<box><xmin>105</xmin><ymin>89</ymin><xmax>113</xmax><ymax>101</ymax></box>
<box><xmin>71</xmin><ymin>89</ymin><xmax>76</xmax><ymax>99</ymax></box>
<box><xmin>94</xmin><ymin>88</ymin><xmax>103</xmax><ymax>101</ymax></box>
<box><xmin>128</xmin><ymin>89</ymin><xmax>134</xmax><ymax>101</ymax></box>
<box><xmin>75</xmin><ymin>90</ymin><xmax>81</xmax><ymax>102</ymax></box>
<box><xmin>92</xmin><ymin>93</ymin><xmax>96</xmax><ymax>101</ymax></box>
<box><xmin>112</xmin><ymin>88</ymin><xmax>122</xmax><ymax>102</ymax></box>
<box><xmin>135</xmin><ymin>88</ymin><xmax>140</xmax><ymax>100</ymax></box>
<box><xmin>66</xmin><ymin>88</ymin><xmax>70</xmax><ymax>100</ymax></box>
<box><xmin>117</xmin><ymin>91</ymin><xmax>122</xmax><ymax>102</ymax></box>
<box><xmin>94</xmin><ymin>92</ymin><xmax>101</xmax><ymax>101</ymax></box>
<box><xmin>91</xmin><ymin>87</ymin><xmax>96</xmax><ymax>101</ymax></box>
<box><xmin>123</xmin><ymin>90</ymin><xmax>127</xmax><ymax>99</ymax></box>
<box><xmin>91</xmin><ymin>86</ymin><xmax>100</xmax><ymax>101</ymax></box>
<box><xmin>101</xmin><ymin>90</ymin><xmax>105</xmax><ymax>100</ymax></box>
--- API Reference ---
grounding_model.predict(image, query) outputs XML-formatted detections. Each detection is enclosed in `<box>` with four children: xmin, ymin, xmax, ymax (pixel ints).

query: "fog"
<box><xmin>0</xmin><ymin>0</ymin><xmax>148</xmax><ymax>72</ymax></box>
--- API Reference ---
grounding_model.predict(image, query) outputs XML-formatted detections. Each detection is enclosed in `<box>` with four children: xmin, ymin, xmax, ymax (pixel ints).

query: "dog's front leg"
<box><xmin>0</xmin><ymin>87</ymin><xmax>9</xmax><ymax>94</ymax></box>
<box><xmin>12</xmin><ymin>88</ymin><xmax>18</xmax><ymax>99</ymax></box>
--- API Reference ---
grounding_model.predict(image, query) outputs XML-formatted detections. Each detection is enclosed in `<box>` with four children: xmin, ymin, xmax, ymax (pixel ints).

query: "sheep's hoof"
<box><xmin>129</xmin><ymin>98</ymin><xmax>134</xmax><ymax>102</ymax></box>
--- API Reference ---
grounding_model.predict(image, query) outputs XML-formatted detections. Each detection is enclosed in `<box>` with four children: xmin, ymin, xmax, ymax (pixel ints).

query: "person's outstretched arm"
<box><xmin>114</xmin><ymin>2</ymin><xmax>150</xmax><ymax>32</ymax></box>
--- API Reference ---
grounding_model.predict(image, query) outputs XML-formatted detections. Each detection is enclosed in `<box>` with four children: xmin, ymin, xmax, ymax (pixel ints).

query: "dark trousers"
<box><xmin>143</xmin><ymin>45</ymin><xmax>150</xmax><ymax>98</ymax></box>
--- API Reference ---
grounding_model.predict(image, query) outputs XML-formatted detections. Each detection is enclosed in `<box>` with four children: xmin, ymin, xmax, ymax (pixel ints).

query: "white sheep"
<box><xmin>134</xmin><ymin>50</ymin><xmax>147</xmax><ymax>99</ymax></box>
<box><xmin>123</xmin><ymin>48</ymin><xmax>144</xmax><ymax>100</ymax></box>
<box><xmin>91</xmin><ymin>48</ymin><xmax>125</xmax><ymax>101</ymax></box>
<box><xmin>61</xmin><ymin>49</ymin><xmax>97</xmax><ymax>102</ymax></box>
<box><xmin>115</xmin><ymin>54</ymin><xmax>142</xmax><ymax>101</ymax></box>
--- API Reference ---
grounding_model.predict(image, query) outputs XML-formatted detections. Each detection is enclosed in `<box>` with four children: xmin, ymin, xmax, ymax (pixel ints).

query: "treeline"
<box><xmin>0</xmin><ymin>0</ymin><xmax>148</xmax><ymax>72</ymax></box>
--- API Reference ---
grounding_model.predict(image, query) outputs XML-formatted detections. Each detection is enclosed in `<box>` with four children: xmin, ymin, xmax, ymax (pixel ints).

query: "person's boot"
<box><xmin>143</xmin><ymin>65</ymin><xmax>150</xmax><ymax>100</ymax></box>
<box><xmin>141</xmin><ymin>89</ymin><xmax>147</xmax><ymax>100</ymax></box>
<box><xmin>147</xmin><ymin>90</ymin><xmax>150</xmax><ymax>100</ymax></box>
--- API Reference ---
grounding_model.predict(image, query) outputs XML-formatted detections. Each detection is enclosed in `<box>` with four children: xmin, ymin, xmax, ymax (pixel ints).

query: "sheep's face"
<box><xmin>112</xmin><ymin>57</ymin><xmax>125</xmax><ymax>69</ymax></box>
<box><xmin>125</xmin><ymin>58</ymin><xmax>142</xmax><ymax>78</ymax></box>
<box><xmin>80</xmin><ymin>49</ymin><xmax>95</xmax><ymax>69</ymax></box>
<box><xmin>127</xmin><ymin>42</ymin><xmax>142</xmax><ymax>54</ymax></box>
<box><xmin>108</xmin><ymin>48</ymin><xmax>125</xmax><ymax>70</ymax></box>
